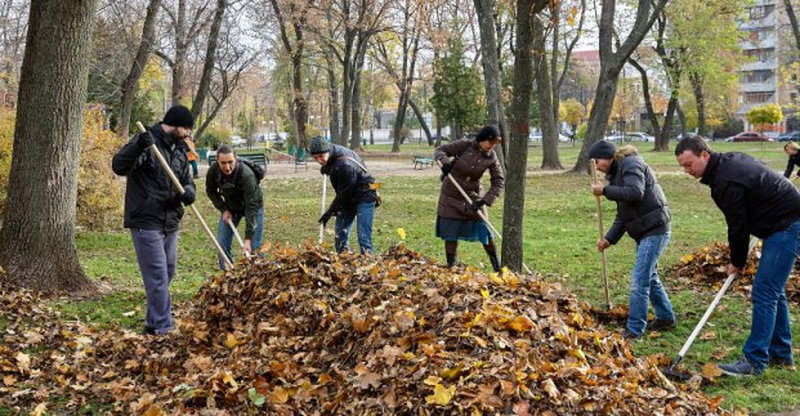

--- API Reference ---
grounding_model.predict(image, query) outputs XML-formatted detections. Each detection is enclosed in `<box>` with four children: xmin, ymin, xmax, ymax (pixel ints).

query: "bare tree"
<box><xmin>191</xmin><ymin>0</ymin><xmax>227</xmax><ymax>117</ymax></box>
<box><xmin>157</xmin><ymin>0</ymin><xmax>212</xmax><ymax>105</ymax></box>
<box><xmin>117</xmin><ymin>0</ymin><xmax>162</xmax><ymax>137</ymax></box>
<box><xmin>571</xmin><ymin>0</ymin><xmax>667</xmax><ymax>173</ymax></box>
<box><xmin>474</xmin><ymin>0</ymin><xmax>508</xmax><ymax>171</ymax></box>
<box><xmin>0</xmin><ymin>0</ymin><xmax>97</xmax><ymax>293</ymax></box>
<box><xmin>0</xmin><ymin>0</ymin><xmax>28</xmax><ymax>97</ymax></box>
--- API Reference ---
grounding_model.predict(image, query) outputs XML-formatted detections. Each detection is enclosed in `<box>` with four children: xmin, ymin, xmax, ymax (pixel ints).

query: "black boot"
<box><xmin>446</xmin><ymin>253</ymin><xmax>457</xmax><ymax>267</ymax></box>
<box><xmin>488</xmin><ymin>252</ymin><xmax>501</xmax><ymax>272</ymax></box>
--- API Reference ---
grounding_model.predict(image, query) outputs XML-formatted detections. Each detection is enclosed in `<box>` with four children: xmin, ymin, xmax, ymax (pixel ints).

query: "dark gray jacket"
<box><xmin>434</xmin><ymin>139</ymin><xmax>504</xmax><ymax>220</ymax></box>
<box><xmin>603</xmin><ymin>150</ymin><xmax>670</xmax><ymax>244</ymax></box>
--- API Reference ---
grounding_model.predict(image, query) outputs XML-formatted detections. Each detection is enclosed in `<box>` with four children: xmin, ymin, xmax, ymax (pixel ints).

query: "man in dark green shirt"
<box><xmin>205</xmin><ymin>144</ymin><xmax>264</xmax><ymax>269</ymax></box>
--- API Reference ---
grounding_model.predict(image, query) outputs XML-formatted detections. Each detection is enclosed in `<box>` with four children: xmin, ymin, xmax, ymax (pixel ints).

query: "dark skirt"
<box><xmin>436</xmin><ymin>216</ymin><xmax>490</xmax><ymax>244</ymax></box>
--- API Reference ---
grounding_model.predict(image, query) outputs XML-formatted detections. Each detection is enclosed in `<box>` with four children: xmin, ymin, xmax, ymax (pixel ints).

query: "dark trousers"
<box><xmin>131</xmin><ymin>228</ymin><xmax>178</xmax><ymax>334</ymax></box>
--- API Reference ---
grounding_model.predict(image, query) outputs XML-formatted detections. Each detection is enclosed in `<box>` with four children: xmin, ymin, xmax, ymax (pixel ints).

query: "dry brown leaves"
<box><xmin>671</xmin><ymin>241</ymin><xmax>800</xmax><ymax>304</ymax></box>
<box><xmin>0</xmin><ymin>245</ymin><xmax>732</xmax><ymax>414</ymax></box>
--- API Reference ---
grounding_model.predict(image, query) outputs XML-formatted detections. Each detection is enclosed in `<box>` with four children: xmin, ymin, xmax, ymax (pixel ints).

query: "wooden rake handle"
<box><xmin>590</xmin><ymin>158</ymin><xmax>611</xmax><ymax>310</ymax></box>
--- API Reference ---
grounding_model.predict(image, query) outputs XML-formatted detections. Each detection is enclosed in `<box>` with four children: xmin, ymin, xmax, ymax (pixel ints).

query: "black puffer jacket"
<box><xmin>112</xmin><ymin>124</ymin><xmax>195</xmax><ymax>232</ymax></box>
<box><xmin>701</xmin><ymin>152</ymin><xmax>800</xmax><ymax>267</ymax></box>
<box><xmin>784</xmin><ymin>152</ymin><xmax>800</xmax><ymax>178</ymax></box>
<box><xmin>603</xmin><ymin>148</ymin><xmax>670</xmax><ymax>244</ymax></box>
<box><xmin>325</xmin><ymin>157</ymin><xmax>377</xmax><ymax>213</ymax></box>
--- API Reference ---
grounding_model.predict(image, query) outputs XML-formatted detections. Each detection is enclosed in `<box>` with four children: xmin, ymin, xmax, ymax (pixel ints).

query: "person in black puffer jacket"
<box><xmin>783</xmin><ymin>141</ymin><xmax>800</xmax><ymax>179</ymax></box>
<box><xmin>112</xmin><ymin>105</ymin><xmax>196</xmax><ymax>336</ymax></box>
<box><xmin>676</xmin><ymin>137</ymin><xmax>800</xmax><ymax>376</ymax></box>
<box><xmin>590</xmin><ymin>140</ymin><xmax>675</xmax><ymax>340</ymax></box>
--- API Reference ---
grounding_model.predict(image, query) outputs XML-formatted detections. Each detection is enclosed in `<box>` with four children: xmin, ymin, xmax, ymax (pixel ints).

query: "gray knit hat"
<box><xmin>308</xmin><ymin>136</ymin><xmax>331</xmax><ymax>154</ymax></box>
<box><xmin>589</xmin><ymin>140</ymin><xmax>616</xmax><ymax>160</ymax></box>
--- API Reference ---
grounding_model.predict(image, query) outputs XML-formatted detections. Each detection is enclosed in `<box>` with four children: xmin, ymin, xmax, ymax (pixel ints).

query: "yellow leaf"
<box><xmin>424</xmin><ymin>375</ymin><xmax>442</xmax><ymax>386</ymax></box>
<box><xmin>396</xmin><ymin>228</ymin><xmax>406</xmax><ymax>240</ymax></box>
<box><xmin>681</xmin><ymin>253</ymin><xmax>694</xmax><ymax>264</ymax></box>
<box><xmin>568</xmin><ymin>348</ymin><xmax>587</xmax><ymax>362</ymax></box>
<box><xmin>701</xmin><ymin>362</ymin><xmax>723</xmax><ymax>379</ymax></box>
<box><xmin>489</xmin><ymin>273</ymin><xmax>504</xmax><ymax>285</ymax></box>
<box><xmin>509</xmin><ymin>315</ymin><xmax>535</xmax><ymax>332</ymax></box>
<box><xmin>30</xmin><ymin>402</ymin><xmax>47</xmax><ymax>416</ymax></box>
<box><xmin>440</xmin><ymin>363</ymin><xmax>464</xmax><ymax>380</ymax></box>
<box><xmin>425</xmin><ymin>383</ymin><xmax>456</xmax><ymax>406</ymax></box>
<box><xmin>270</xmin><ymin>386</ymin><xmax>289</xmax><ymax>404</ymax></box>
<box><xmin>480</xmin><ymin>288</ymin><xmax>490</xmax><ymax>299</ymax></box>
<box><xmin>222</xmin><ymin>372</ymin><xmax>238</xmax><ymax>389</ymax></box>
<box><xmin>224</xmin><ymin>333</ymin><xmax>239</xmax><ymax>349</ymax></box>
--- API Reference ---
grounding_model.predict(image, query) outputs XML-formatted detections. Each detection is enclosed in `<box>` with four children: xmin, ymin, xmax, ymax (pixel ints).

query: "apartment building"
<box><xmin>738</xmin><ymin>0</ymin><xmax>794</xmax><ymax>132</ymax></box>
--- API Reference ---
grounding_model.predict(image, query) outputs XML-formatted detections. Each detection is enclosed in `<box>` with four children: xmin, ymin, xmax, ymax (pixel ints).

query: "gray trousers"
<box><xmin>131</xmin><ymin>228</ymin><xmax>177</xmax><ymax>334</ymax></box>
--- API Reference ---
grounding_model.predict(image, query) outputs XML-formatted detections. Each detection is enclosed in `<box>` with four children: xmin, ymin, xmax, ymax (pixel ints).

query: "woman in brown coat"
<box><xmin>433</xmin><ymin>125</ymin><xmax>505</xmax><ymax>271</ymax></box>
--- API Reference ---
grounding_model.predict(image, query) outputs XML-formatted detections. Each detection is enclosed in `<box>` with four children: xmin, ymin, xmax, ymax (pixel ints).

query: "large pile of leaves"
<box><xmin>1</xmin><ymin>246</ymin><xmax>732</xmax><ymax>414</ymax></box>
<box><xmin>671</xmin><ymin>242</ymin><xmax>800</xmax><ymax>304</ymax></box>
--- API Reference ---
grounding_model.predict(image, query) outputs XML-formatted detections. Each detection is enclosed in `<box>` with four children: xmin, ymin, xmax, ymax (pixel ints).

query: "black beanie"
<box><xmin>476</xmin><ymin>125</ymin><xmax>501</xmax><ymax>142</ymax></box>
<box><xmin>589</xmin><ymin>140</ymin><xmax>616</xmax><ymax>160</ymax></box>
<box><xmin>163</xmin><ymin>105</ymin><xmax>195</xmax><ymax>128</ymax></box>
<box><xmin>308</xmin><ymin>136</ymin><xmax>331</xmax><ymax>154</ymax></box>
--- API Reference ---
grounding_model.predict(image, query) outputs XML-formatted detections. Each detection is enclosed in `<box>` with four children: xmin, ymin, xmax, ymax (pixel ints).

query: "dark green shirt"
<box><xmin>205</xmin><ymin>160</ymin><xmax>264</xmax><ymax>239</ymax></box>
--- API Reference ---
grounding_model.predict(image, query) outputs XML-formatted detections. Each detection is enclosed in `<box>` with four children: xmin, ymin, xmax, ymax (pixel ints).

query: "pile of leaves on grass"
<box><xmin>671</xmin><ymin>241</ymin><xmax>800</xmax><ymax>304</ymax></box>
<box><xmin>1</xmin><ymin>246</ymin><xmax>735</xmax><ymax>414</ymax></box>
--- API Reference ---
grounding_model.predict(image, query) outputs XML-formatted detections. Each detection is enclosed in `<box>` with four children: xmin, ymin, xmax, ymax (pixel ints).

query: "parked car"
<box><xmin>529</xmin><ymin>131</ymin><xmax>571</xmax><ymax>142</ymax></box>
<box><xmin>625</xmin><ymin>132</ymin><xmax>656</xmax><ymax>142</ymax></box>
<box><xmin>730</xmin><ymin>131</ymin><xmax>771</xmax><ymax>142</ymax></box>
<box><xmin>230</xmin><ymin>135</ymin><xmax>246</xmax><ymax>146</ymax></box>
<box><xmin>778</xmin><ymin>131</ymin><xmax>800</xmax><ymax>142</ymax></box>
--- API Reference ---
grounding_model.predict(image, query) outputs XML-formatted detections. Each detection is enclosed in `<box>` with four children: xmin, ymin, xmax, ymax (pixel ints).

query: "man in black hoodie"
<box><xmin>676</xmin><ymin>136</ymin><xmax>800</xmax><ymax>375</ymax></box>
<box><xmin>112</xmin><ymin>105</ymin><xmax>196</xmax><ymax>335</ymax></box>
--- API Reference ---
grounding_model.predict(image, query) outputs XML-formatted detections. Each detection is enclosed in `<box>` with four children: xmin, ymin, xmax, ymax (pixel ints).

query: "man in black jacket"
<box><xmin>206</xmin><ymin>145</ymin><xmax>264</xmax><ymax>269</ymax></box>
<box><xmin>590</xmin><ymin>140</ymin><xmax>675</xmax><ymax>340</ymax></box>
<box><xmin>112</xmin><ymin>105</ymin><xmax>196</xmax><ymax>335</ymax></box>
<box><xmin>309</xmin><ymin>137</ymin><xmax>377</xmax><ymax>254</ymax></box>
<box><xmin>676</xmin><ymin>136</ymin><xmax>800</xmax><ymax>375</ymax></box>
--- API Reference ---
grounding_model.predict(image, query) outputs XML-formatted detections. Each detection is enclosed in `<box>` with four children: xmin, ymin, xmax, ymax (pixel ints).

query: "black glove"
<box><xmin>136</xmin><ymin>131</ymin><xmax>155</xmax><ymax>149</ymax></box>
<box><xmin>178</xmin><ymin>188</ymin><xmax>195</xmax><ymax>205</ymax></box>
<box><xmin>318</xmin><ymin>210</ymin><xmax>333</xmax><ymax>226</ymax></box>
<box><xmin>470</xmin><ymin>199</ymin><xmax>487</xmax><ymax>212</ymax></box>
<box><xmin>439</xmin><ymin>162</ymin><xmax>452</xmax><ymax>181</ymax></box>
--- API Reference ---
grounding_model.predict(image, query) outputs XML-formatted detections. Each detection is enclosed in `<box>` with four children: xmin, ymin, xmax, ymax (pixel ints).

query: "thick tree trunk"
<box><xmin>191</xmin><ymin>0</ymin><xmax>226</xmax><ymax>118</ymax></box>
<box><xmin>629</xmin><ymin>57</ymin><xmax>661</xmax><ymax>140</ymax></box>
<box><xmin>658</xmin><ymin>97</ymin><xmax>678</xmax><ymax>151</ymax></box>
<box><xmin>172</xmin><ymin>0</ymin><xmax>188</xmax><ymax>105</ymax></box>
<box><xmin>784</xmin><ymin>0</ymin><xmax>800</xmax><ymax>50</ymax></box>
<box><xmin>350</xmin><ymin>57</ymin><xmax>364</xmax><ymax>150</ymax></box>
<box><xmin>0</xmin><ymin>0</ymin><xmax>97</xmax><ymax>294</ymax></box>
<box><xmin>408</xmin><ymin>97</ymin><xmax>433</xmax><ymax>145</ymax></box>
<box><xmin>676</xmin><ymin>102</ymin><xmax>686</xmax><ymax>136</ymax></box>
<box><xmin>391</xmin><ymin>91</ymin><xmax>409</xmax><ymax>152</ymax></box>
<box><xmin>324</xmin><ymin>51</ymin><xmax>341</xmax><ymax>144</ymax></box>
<box><xmin>117</xmin><ymin>0</ymin><xmax>162</xmax><ymax>137</ymax></box>
<box><xmin>502</xmin><ymin>0</ymin><xmax>534</xmax><ymax>271</ymax></box>
<box><xmin>339</xmin><ymin>37</ymin><xmax>354</xmax><ymax>146</ymax></box>
<box><xmin>689</xmin><ymin>72</ymin><xmax>707</xmax><ymax>137</ymax></box>
<box><xmin>534</xmin><ymin>15</ymin><xmax>562</xmax><ymax>170</ymax></box>
<box><xmin>292</xmin><ymin>50</ymin><xmax>308</xmax><ymax>148</ymax></box>
<box><xmin>474</xmin><ymin>0</ymin><xmax>508</xmax><ymax>172</ymax></box>
<box><xmin>572</xmin><ymin>69</ymin><xmax>620</xmax><ymax>172</ymax></box>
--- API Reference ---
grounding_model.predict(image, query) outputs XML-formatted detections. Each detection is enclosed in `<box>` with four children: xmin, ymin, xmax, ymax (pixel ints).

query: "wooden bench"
<box><xmin>412</xmin><ymin>155</ymin><xmax>435</xmax><ymax>169</ymax></box>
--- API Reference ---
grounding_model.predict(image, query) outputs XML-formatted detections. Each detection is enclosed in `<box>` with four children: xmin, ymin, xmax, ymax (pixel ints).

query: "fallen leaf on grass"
<box><xmin>701</xmin><ymin>362</ymin><xmax>722</xmax><ymax>380</ymax></box>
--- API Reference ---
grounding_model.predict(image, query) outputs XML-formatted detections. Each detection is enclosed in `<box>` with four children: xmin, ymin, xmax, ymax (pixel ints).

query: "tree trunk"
<box><xmin>474</xmin><ymin>0</ymin><xmax>508</xmax><ymax>172</ymax></box>
<box><xmin>629</xmin><ymin>57</ymin><xmax>661</xmax><ymax>140</ymax></box>
<box><xmin>292</xmin><ymin>49</ymin><xmax>308</xmax><ymax>148</ymax></box>
<box><xmin>534</xmin><ymin>14</ymin><xmax>562</xmax><ymax>170</ymax></box>
<box><xmin>191</xmin><ymin>0</ymin><xmax>226</xmax><ymax>118</ymax></box>
<box><xmin>117</xmin><ymin>0</ymin><xmax>162</xmax><ymax>137</ymax></box>
<box><xmin>408</xmin><ymin>97</ymin><xmax>433</xmax><ymax>145</ymax></box>
<box><xmin>391</xmin><ymin>90</ymin><xmax>409</xmax><ymax>152</ymax></box>
<box><xmin>658</xmin><ymin>96</ymin><xmax>678</xmax><ymax>151</ymax></box>
<box><xmin>325</xmin><ymin>60</ymin><xmax>341</xmax><ymax>144</ymax></box>
<box><xmin>784</xmin><ymin>0</ymin><xmax>800</xmax><ymax>50</ymax></box>
<box><xmin>689</xmin><ymin>72</ymin><xmax>707</xmax><ymax>137</ymax></box>
<box><xmin>0</xmin><ymin>0</ymin><xmax>97</xmax><ymax>294</ymax></box>
<box><xmin>572</xmin><ymin>69</ymin><xmax>620</xmax><ymax>172</ymax></box>
<box><xmin>339</xmin><ymin>35</ymin><xmax>354</xmax><ymax>146</ymax></box>
<box><xmin>676</xmin><ymin>102</ymin><xmax>686</xmax><ymax>136</ymax></box>
<box><xmin>502</xmin><ymin>0</ymin><xmax>534</xmax><ymax>271</ymax></box>
<box><xmin>172</xmin><ymin>0</ymin><xmax>187</xmax><ymax>105</ymax></box>
<box><xmin>350</xmin><ymin>55</ymin><xmax>364</xmax><ymax>150</ymax></box>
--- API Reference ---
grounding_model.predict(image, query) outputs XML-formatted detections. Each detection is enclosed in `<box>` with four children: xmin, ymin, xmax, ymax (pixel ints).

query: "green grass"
<box><xmin>63</xmin><ymin>140</ymin><xmax>800</xmax><ymax>413</ymax></box>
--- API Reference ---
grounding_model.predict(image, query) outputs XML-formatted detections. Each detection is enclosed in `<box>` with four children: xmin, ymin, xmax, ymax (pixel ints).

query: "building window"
<box><xmin>744</xmin><ymin>47</ymin><xmax>774</xmax><ymax>61</ymax></box>
<box><xmin>742</xmin><ymin>92</ymin><xmax>774</xmax><ymax>103</ymax></box>
<box><xmin>741</xmin><ymin>70</ymin><xmax>773</xmax><ymax>83</ymax></box>
<box><xmin>749</xmin><ymin>4</ymin><xmax>775</xmax><ymax>20</ymax></box>
<box><xmin>747</xmin><ymin>29</ymin><xmax>772</xmax><ymax>41</ymax></box>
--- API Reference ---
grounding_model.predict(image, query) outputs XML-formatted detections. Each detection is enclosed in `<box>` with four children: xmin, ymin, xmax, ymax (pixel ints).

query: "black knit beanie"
<box><xmin>589</xmin><ymin>140</ymin><xmax>616</xmax><ymax>160</ymax></box>
<box><xmin>308</xmin><ymin>136</ymin><xmax>331</xmax><ymax>154</ymax></box>
<box><xmin>476</xmin><ymin>125</ymin><xmax>501</xmax><ymax>142</ymax></box>
<box><xmin>163</xmin><ymin>105</ymin><xmax>195</xmax><ymax>128</ymax></box>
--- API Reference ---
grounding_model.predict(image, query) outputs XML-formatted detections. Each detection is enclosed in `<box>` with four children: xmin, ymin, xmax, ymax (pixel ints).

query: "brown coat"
<box><xmin>434</xmin><ymin>139</ymin><xmax>505</xmax><ymax>220</ymax></box>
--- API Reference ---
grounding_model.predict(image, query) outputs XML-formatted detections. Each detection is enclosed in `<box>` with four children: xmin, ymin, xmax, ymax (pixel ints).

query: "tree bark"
<box><xmin>324</xmin><ymin>51</ymin><xmax>341</xmax><ymax>144</ymax></box>
<box><xmin>391</xmin><ymin>92</ymin><xmax>409</xmax><ymax>152</ymax></box>
<box><xmin>502</xmin><ymin>0</ymin><xmax>534</xmax><ymax>271</ymax></box>
<box><xmin>689</xmin><ymin>72</ymin><xmax>707</xmax><ymax>137</ymax></box>
<box><xmin>628</xmin><ymin>56</ymin><xmax>672</xmax><ymax>151</ymax></box>
<box><xmin>534</xmin><ymin>14</ymin><xmax>562</xmax><ymax>169</ymax></box>
<box><xmin>474</xmin><ymin>0</ymin><xmax>508</xmax><ymax>172</ymax></box>
<box><xmin>408</xmin><ymin>97</ymin><xmax>433</xmax><ymax>145</ymax></box>
<box><xmin>571</xmin><ymin>0</ymin><xmax>667</xmax><ymax>172</ymax></box>
<box><xmin>191</xmin><ymin>0</ymin><xmax>226</xmax><ymax>118</ymax></box>
<box><xmin>0</xmin><ymin>0</ymin><xmax>97</xmax><ymax>294</ymax></box>
<box><xmin>784</xmin><ymin>0</ymin><xmax>800</xmax><ymax>50</ymax></box>
<box><xmin>172</xmin><ymin>0</ymin><xmax>187</xmax><ymax>105</ymax></box>
<box><xmin>117</xmin><ymin>0</ymin><xmax>162</xmax><ymax>137</ymax></box>
<box><xmin>350</xmin><ymin>50</ymin><xmax>365</xmax><ymax>150</ymax></box>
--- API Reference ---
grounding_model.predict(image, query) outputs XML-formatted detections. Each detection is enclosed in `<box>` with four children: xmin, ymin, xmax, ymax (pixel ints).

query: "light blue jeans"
<box><xmin>627</xmin><ymin>232</ymin><xmax>675</xmax><ymax>336</ymax></box>
<box><xmin>216</xmin><ymin>207</ymin><xmax>264</xmax><ymax>270</ymax></box>
<box><xmin>335</xmin><ymin>200</ymin><xmax>375</xmax><ymax>254</ymax></box>
<box><xmin>131</xmin><ymin>228</ymin><xmax>177</xmax><ymax>334</ymax></box>
<box><xmin>743</xmin><ymin>220</ymin><xmax>800</xmax><ymax>371</ymax></box>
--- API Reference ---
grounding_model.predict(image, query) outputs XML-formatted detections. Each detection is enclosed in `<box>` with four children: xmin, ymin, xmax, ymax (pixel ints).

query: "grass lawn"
<box><xmin>60</xmin><ymin>140</ymin><xmax>800</xmax><ymax>413</ymax></box>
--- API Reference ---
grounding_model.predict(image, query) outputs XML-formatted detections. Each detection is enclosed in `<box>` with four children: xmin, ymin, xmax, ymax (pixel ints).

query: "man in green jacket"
<box><xmin>206</xmin><ymin>144</ymin><xmax>264</xmax><ymax>269</ymax></box>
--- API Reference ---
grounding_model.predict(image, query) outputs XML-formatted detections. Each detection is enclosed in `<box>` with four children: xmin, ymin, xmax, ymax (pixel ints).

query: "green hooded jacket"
<box><xmin>205</xmin><ymin>160</ymin><xmax>264</xmax><ymax>239</ymax></box>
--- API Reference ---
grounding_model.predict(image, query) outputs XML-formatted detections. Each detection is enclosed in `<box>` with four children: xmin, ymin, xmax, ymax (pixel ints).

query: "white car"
<box><xmin>625</xmin><ymin>132</ymin><xmax>655</xmax><ymax>142</ymax></box>
<box><xmin>529</xmin><ymin>132</ymin><xmax>571</xmax><ymax>142</ymax></box>
<box><xmin>230</xmin><ymin>135</ymin><xmax>246</xmax><ymax>147</ymax></box>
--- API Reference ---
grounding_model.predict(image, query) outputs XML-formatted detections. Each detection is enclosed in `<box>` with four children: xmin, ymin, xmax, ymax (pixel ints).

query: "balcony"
<box><xmin>742</xmin><ymin>59</ymin><xmax>777</xmax><ymax>71</ymax></box>
<box><xmin>740</xmin><ymin>13</ymin><xmax>777</xmax><ymax>30</ymax></box>
<box><xmin>739</xmin><ymin>78</ymin><xmax>776</xmax><ymax>92</ymax></box>
<box><xmin>741</xmin><ymin>35</ymin><xmax>776</xmax><ymax>50</ymax></box>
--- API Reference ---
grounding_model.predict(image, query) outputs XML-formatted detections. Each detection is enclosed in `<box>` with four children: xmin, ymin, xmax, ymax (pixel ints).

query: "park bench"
<box><xmin>208</xmin><ymin>153</ymin><xmax>268</xmax><ymax>172</ymax></box>
<box><xmin>412</xmin><ymin>155</ymin><xmax>435</xmax><ymax>169</ymax></box>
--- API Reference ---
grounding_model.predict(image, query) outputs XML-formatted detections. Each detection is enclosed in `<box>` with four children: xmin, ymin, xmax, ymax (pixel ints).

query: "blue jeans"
<box><xmin>216</xmin><ymin>207</ymin><xmax>264</xmax><ymax>270</ymax></box>
<box><xmin>335</xmin><ymin>201</ymin><xmax>375</xmax><ymax>254</ymax></box>
<box><xmin>743</xmin><ymin>220</ymin><xmax>800</xmax><ymax>371</ymax></box>
<box><xmin>131</xmin><ymin>228</ymin><xmax>178</xmax><ymax>334</ymax></box>
<box><xmin>627</xmin><ymin>232</ymin><xmax>675</xmax><ymax>335</ymax></box>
